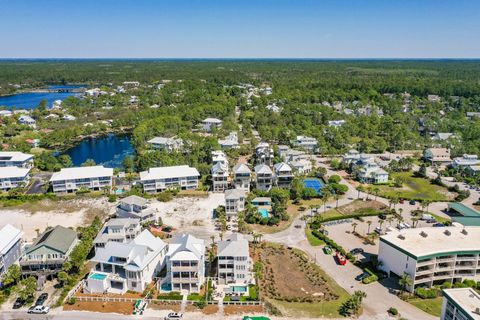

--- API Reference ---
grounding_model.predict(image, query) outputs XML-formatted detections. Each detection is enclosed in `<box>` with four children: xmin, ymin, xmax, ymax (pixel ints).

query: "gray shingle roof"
<box><xmin>26</xmin><ymin>225</ymin><xmax>77</xmax><ymax>255</ymax></box>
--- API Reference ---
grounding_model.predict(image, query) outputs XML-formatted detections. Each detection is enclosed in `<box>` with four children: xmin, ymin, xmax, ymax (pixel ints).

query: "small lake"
<box><xmin>0</xmin><ymin>85</ymin><xmax>85</xmax><ymax>109</ymax></box>
<box><xmin>64</xmin><ymin>134</ymin><xmax>135</xmax><ymax>169</ymax></box>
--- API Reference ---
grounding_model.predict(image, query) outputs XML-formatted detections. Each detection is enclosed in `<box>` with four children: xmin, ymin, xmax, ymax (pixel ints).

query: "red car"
<box><xmin>336</xmin><ymin>252</ymin><xmax>347</xmax><ymax>265</ymax></box>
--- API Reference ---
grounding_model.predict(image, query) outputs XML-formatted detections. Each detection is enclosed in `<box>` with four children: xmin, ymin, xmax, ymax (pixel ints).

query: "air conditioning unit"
<box><xmin>474</xmin><ymin>307</ymin><xmax>480</xmax><ymax>315</ymax></box>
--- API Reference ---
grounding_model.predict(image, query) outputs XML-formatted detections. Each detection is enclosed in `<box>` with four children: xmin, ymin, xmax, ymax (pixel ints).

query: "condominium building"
<box><xmin>225</xmin><ymin>188</ymin><xmax>246</xmax><ymax>216</ymax></box>
<box><xmin>147</xmin><ymin>136</ymin><xmax>183</xmax><ymax>152</ymax></box>
<box><xmin>441</xmin><ymin>288</ymin><xmax>480</xmax><ymax>320</ymax></box>
<box><xmin>116</xmin><ymin>195</ymin><xmax>155</xmax><ymax>223</ymax></box>
<box><xmin>378</xmin><ymin>226</ymin><xmax>480</xmax><ymax>292</ymax></box>
<box><xmin>49</xmin><ymin>166</ymin><xmax>114</xmax><ymax>194</ymax></box>
<box><xmin>87</xmin><ymin>230</ymin><xmax>168</xmax><ymax>294</ymax></box>
<box><xmin>232</xmin><ymin>163</ymin><xmax>251</xmax><ymax>192</ymax></box>
<box><xmin>93</xmin><ymin>218</ymin><xmax>142</xmax><ymax>250</ymax></box>
<box><xmin>0</xmin><ymin>151</ymin><xmax>34</xmax><ymax>168</ymax></box>
<box><xmin>0</xmin><ymin>167</ymin><xmax>31</xmax><ymax>191</ymax></box>
<box><xmin>0</xmin><ymin>224</ymin><xmax>23</xmax><ymax>276</ymax></box>
<box><xmin>139</xmin><ymin>165</ymin><xmax>200</xmax><ymax>193</ymax></box>
<box><xmin>166</xmin><ymin>234</ymin><xmax>205</xmax><ymax>293</ymax></box>
<box><xmin>274</xmin><ymin>162</ymin><xmax>293</xmax><ymax>188</ymax></box>
<box><xmin>254</xmin><ymin>164</ymin><xmax>273</xmax><ymax>191</ymax></box>
<box><xmin>217</xmin><ymin>234</ymin><xmax>252</xmax><ymax>285</ymax></box>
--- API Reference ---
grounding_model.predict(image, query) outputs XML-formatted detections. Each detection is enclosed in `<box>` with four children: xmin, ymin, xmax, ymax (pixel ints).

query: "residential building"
<box><xmin>225</xmin><ymin>189</ymin><xmax>246</xmax><ymax>216</ymax></box>
<box><xmin>18</xmin><ymin>115</ymin><xmax>36</xmax><ymax>127</ymax></box>
<box><xmin>63</xmin><ymin>114</ymin><xmax>76</xmax><ymax>121</ymax></box>
<box><xmin>116</xmin><ymin>195</ymin><xmax>155</xmax><ymax>223</ymax></box>
<box><xmin>290</xmin><ymin>158</ymin><xmax>312</xmax><ymax>175</ymax></box>
<box><xmin>274</xmin><ymin>162</ymin><xmax>293</xmax><ymax>188</ymax></box>
<box><xmin>254</xmin><ymin>164</ymin><xmax>273</xmax><ymax>191</ymax></box>
<box><xmin>0</xmin><ymin>151</ymin><xmax>34</xmax><ymax>168</ymax></box>
<box><xmin>328</xmin><ymin>120</ymin><xmax>346</xmax><ymax>127</ymax></box>
<box><xmin>434</xmin><ymin>133</ymin><xmax>455</xmax><ymax>141</ymax></box>
<box><xmin>266</xmin><ymin>103</ymin><xmax>280</xmax><ymax>113</ymax></box>
<box><xmin>441</xmin><ymin>288</ymin><xmax>480</xmax><ymax>320</ymax></box>
<box><xmin>147</xmin><ymin>136</ymin><xmax>183</xmax><ymax>152</ymax></box>
<box><xmin>211</xmin><ymin>150</ymin><xmax>229</xmax><ymax>166</ymax></box>
<box><xmin>139</xmin><ymin>165</ymin><xmax>200</xmax><ymax>193</ymax></box>
<box><xmin>93</xmin><ymin>218</ymin><xmax>142</xmax><ymax>250</ymax></box>
<box><xmin>342</xmin><ymin>149</ymin><xmax>361</xmax><ymax>165</ymax></box>
<box><xmin>87</xmin><ymin>230</ymin><xmax>167</xmax><ymax>294</ymax></box>
<box><xmin>255</xmin><ymin>142</ymin><xmax>274</xmax><ymax>166</ymax></box>
<box><xmin>0</xmin><ymin>110</ymin><xmax>13</xmax><ymax>117</ymax></box>
<box><xmin>428</xmin><ymin>94</ymin><xmax>441</xmax><ymax>103</ymax></box>
<box><xmin>423</xmin><ymin>148</ymin><xmax>451</xmax><ymax>165</ymax></box>
<box><xmin>232</xmin><ymin>163</ymin><xmax>251</xmax><ymax>192</ymax></box>
<box><xmin>20</xmin><ymin>226</ymin><xmax>78</xmax><ymax>276</ymax></box>
<box><xmin>0</xmin><ymin>167</ymin><xmax>31</xmax><ymax>190</ymax></box>
<box><xmin>201</xmin><ymin>118</ymin><xmax>222</xmax><ymax>132</ymax></box>
<box><xmin>293</xmin><ymin>135</ymin><xmax>318</xmax><ymax>153</ymax></box>
<box><xmin>277</xmin><ymin>145</ymin><xmax>290</xmax><ymax>160</ymax></box>
<box><xmin>219</xmin><ymin>132</ymin><xmax>239</xmax><ymax>149</ymax></box>
<box><xmin>353</xmin><ymin>158</ymin><xmax>389</xmax><ymax>184</ymax></box>
<box><xmin>217</xmin><ymin>234</ymin><xmax>252</xmax><ymax>285</ymax></box>
<box><xmin>452</xmin><ymin>155</ymin><xmax>480</xmax><ymax>169</ymax></box>
<box><xmin>50</xmin><ymin>166</ymin><xmax>114</xmax><ymax>194</ymax></box>
<box><xmin>166</xmin><ymin>234</ymin><xmax>205</xmax><ymax>293</ymax></box>
<box><xmin>378</xmin><ymin>226</ymin><xmax>480</xmax><ymax>292</ymax></box>
<box><xmin>123</xmin><ymin>81</ymin><xmax>140</xmax><ymax>87</ymax></box>
<box><xmin>0</xmin><ymin>224</ymin><xmax>23</xmax><ymax>276</ymax></box>
<box><xmin>211</xmin><ymin>162</ymin><xmax>229</xmax><ymax>193</ymax></box>
<box><xmin>466</xmin><ymin>112</ymin><xmax>480</xmax><ymax>119</ymax></box>
<box><xmin>284</xmin><ymin>149</ymin><xmax>307</xmax><ymax>163</ymax></box>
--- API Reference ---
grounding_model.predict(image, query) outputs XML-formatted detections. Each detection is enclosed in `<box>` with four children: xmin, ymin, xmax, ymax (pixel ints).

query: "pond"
<box><xmin>0</xmin><ymin>85</ymin><xmax>84</xmax><ymax>109</ymax></box>
<box><xmin>63</xmin><ymin>134</ymin><xmax>134</xmax><ymax>169</ymax></box>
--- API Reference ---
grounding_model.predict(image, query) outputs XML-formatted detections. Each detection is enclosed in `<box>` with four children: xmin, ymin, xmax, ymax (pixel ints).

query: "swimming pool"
<box><xmin>225</xmin><ymin>285</ymin><xmax>248</xmax><ymax>293</ymax></box>
<box><xmin>258</xmin><ymin>208</ymin><xmax>270</xmax><ymax>218</ymax></box>
<box><xmin>89</xmin><ymin>273</ymin><xmax>107</xmax><ymax>281</ymax></box>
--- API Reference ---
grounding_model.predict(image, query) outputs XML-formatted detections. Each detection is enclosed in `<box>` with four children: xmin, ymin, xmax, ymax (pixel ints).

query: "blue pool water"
<box><xmin>232</xmin><ymin>286</ymin><xmax>247</xmax><ymax>292</ymax></box>
<box><xmin>90</xmin><ymin>273</ymin><xmax>107</xmax><ymax>280</ymax></box>
<box><xmin>63</xmin><ymin>134</ymin><xmax>134</xmax><ymax>168</ymax></box>
<box><xmin>258</xmin><ymin>208</ymin><xmax>270</xmax><ymax>218</ymax></box>
<box><xmin>303</xmin><ymin>178</ymin><xmax>325</xmax><ymax>194</ymax></box>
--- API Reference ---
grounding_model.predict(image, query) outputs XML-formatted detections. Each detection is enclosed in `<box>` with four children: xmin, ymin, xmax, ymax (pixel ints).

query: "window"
<box><xmin>131</xmin><ymin>282</ymin><xmax>137</xmax><ymax>288</ymax></box>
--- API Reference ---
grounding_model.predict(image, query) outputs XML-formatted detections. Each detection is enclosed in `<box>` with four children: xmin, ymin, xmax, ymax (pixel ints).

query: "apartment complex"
<box><xmin>0</xmin><ymin>151</ymin><xmax>34</xmax><ymax>168</ymax></box>
<box><xmin>0</xmin><ymin>167</ymin><xmax>31</xmax><ymax>190</ymax></box>
<box><xmin>0</xmin><ymin>224</ymin><xmax>23</xmax><ymax>276</ymax></box>
<box><xmin>441</xmin><ymin>288</ymin><xmax>480</xmax><ymax>320</ymax></box>
<box><xmin>378</xmin><ymin>226</ymin><xmax>480</xmax><ymax>292</ymax></box>
<box><xmin>217</xmin><ymin>234</ymin><xmax>252</xmax><ymax>285</ymax></box>
<box><xmin>139</xmin><ymin>165</ymin><xmax>200</xmax><ymax>193</ymax></box>
<box><xmin>49</xmin><ymin>166</ymin><xmax>114</xmax><ymax>194</ymax></box>
<box><xmin>166</xmin><ymin>234</ymin><xmax>205</xmax><ymax>293</ymax></box>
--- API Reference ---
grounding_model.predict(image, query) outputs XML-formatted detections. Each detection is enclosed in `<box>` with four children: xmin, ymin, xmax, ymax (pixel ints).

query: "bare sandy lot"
<box><xmin>0</xmin><ymin>198</ymin><xmax>110</xmax><ymax>241</ymax></box>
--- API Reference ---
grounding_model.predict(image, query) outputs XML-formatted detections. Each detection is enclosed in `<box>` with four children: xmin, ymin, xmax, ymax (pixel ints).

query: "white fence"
<box><xmin>73</xmin><ymin>295</ymin><xmax>262</xmax><ymax>306</ymax></box>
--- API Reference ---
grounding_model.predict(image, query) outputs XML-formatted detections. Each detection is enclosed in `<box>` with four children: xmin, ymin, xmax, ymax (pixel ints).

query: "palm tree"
<box><xmin>399</xmin><ymin>272</ymin><xmax>413</xmax><ymax>293</ymax></box>
<box><xmin>373</xmin><ymin>187</ymin><xmax>380</xmax><ymax>201</ymax></box>
<box><xmin>398</xmin><ymin>208</ymin><xmax>403</xmax><ymax>217</ymax></box>
<box><xmin>412</xmin><ymin>217</ymin><xmax>420</xmax><ymax>228</ymax></box>
<box><xmin>366</xmin><ymin>220</ymin><xmax>372</xmax><ymax>234</ymax></box>
<box><xmin>365</xmin><ymin>186</ymin><xmax>372</xmax><ymax>200</ymax></box>
<box><xmin>357</xmin><ymin>185</ymin><xmax>365</xmax><ymax>199</ymax></box>
<box><xmin>424</xmin><ymin>200</ymin><xmax>432</xmax><ymax>213</ymax></box>
<box><xmin>351</xmin><ymin>222</ymin><xmax>358</xmax><ymax>233</ymax></box>
<box><xmin>391</xmin><ymin>196</ymin><xmax>399</xmax><ymax>209</ymax></box>
<box><xmin>334</xmin><ymin>193</ymin><xmax>340</xmax><ymax>208</ymax></box>
<box><xmin>387</xmin><ymin>216</ymin><xmax>394</xmax><ymax>226</ymax></box>
<box><xmin>379</xmin><ymin>219</ymin><xmax>384</xmax><ymax>230</ymax></box>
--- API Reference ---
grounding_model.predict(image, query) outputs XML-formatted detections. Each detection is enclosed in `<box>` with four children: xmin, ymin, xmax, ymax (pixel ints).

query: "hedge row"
<box><xmin>311</xmin><ymin>229</ymin><xmax>354</xmax><ymax>261</ymax></box>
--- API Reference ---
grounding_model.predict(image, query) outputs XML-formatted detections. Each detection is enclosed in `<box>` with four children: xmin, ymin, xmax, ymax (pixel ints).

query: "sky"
<box><xmin>0</xmin><ymin>0</ymin><xmax>479</xmax><ymax>58</ymax></box>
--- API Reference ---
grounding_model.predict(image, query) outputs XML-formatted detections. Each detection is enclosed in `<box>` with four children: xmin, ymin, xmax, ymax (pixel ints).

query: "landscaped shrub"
<box><xmin>388</xmin><ymin>307</ymin><xmax>399</xmax><ymax>315</ymax></box>
<box><xmin>157</xmin><ymin>191</ymin><xmax>173</xmax><ymax>202</ymax></box>
<box><xmin>362</xmin><ymin>268</ymin><xmax>379</xmax><ymax>284</ymax></box>
<box><xmin>462</xmin><ymin>279</ymin><xmax>477</xmax><ymax>288</ymax></box>
<box><xmin>441</xmin><ymin>281</ymin><xmax>452</xmax><ymax>289</ymax></box>
<box><xmin>67</xmin><ymin>297</ymin><xmax>76</xmax><ymax>305</ymax></box>
<box><xmin>415</xmin><ymin>287</ymin><xmax>439</xmax><ymax>299</ymax></box>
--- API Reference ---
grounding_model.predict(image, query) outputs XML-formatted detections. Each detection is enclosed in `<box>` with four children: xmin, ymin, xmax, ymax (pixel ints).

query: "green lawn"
<box><xmin>305</xmin><ymin>226</ymin><xmax>324</xmax><ymax>246</ymax></box>
<box><xmin>408</xmin><ymin>297</ymin><xmax>443</xmax><ymax>317</ymax></box>
<box><xmin>429</xmin><ymin>213</ymin><xmax>451</xmax><ymax>224</ymax></box>
<box><xmin>377</xmin><ymin>172</ymin><xmax>452</xmax><ymax>201</ymax></box>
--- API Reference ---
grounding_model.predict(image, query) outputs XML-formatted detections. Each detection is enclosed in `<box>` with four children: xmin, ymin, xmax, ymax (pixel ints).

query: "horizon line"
<box><xmin>1</xmin><ymin>57</ymin><xmax>480</xmax><ymax>61</ymax></box>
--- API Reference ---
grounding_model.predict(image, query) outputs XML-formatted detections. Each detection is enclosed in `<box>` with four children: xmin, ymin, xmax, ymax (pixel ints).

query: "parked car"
<box><xmin>35</xmin><ymin>293</ymin><xmax>48</xmax><ymax>306</ymax></box>
<box><xmin>323</xmin><ymin>246</ymin><xmax>333</xmax><ymax>255</ymax></box>
<box><xmin>350</xmin><ymin>248</ymin><xmax>364</xmax><ymax>255</ymax></box>
<box><xmin>336</xmin><ymin>252</ymin><xmax>347</xmax><ymax>265</ymax></box>
<box><xmin>421</xmin><ymin>214</ymin><xmax>433</xmax><ymax>221</ymax></box>
<box><xmin>374</xmin><ymin>227</ymin><xmax>382</xmax><ymax>234</ymax></box>
<box><xmin>165</xmin><ymin>312</ymin><xmax>183</xmax><ymax>320</ymax></box>
<box><xmin>12</xmin><ymin>298</ymin><xmax>25</xmax><ymax>309</ymax></box>
<box><xmin>426</xmin><ymin>218</ymin><xmax>436</xmax><ymax>223</ymax></box>
<box><xmin>355</xmin><ymin>272</ymin><xmax>370</xmax><ymax>281</ymax></box>
<box><xmin>399</xmin><ymin>199</ymin><xmax>405</xmax><ymax>204</ymax></box>
<box><xmin>27</xmin><ymin>305</ymin><xmax>50</xmax><ymax>314</ymax></box>
<box><xmin>319</xmin><ymin>229</ymin><xmax>329</xmax><ymax>235</ymax></box>
<box><xmin>379</xmin><ymin>214</ymin><xmax>387</xmax><ymax>220</ymax></box>
<box><xmin>433</xmin><ymin>223</ymin><xmax>445</xmax><ymax>227</ymax></box>
<box><xmin>409</xmin><ymin>200</ymin><xmax>416</xmax><ymax>205</ymax></box>
<box><xmin>294</xmin><ymin>224</ymin><xmax>301</xmax><ymax>229</ymax></box>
